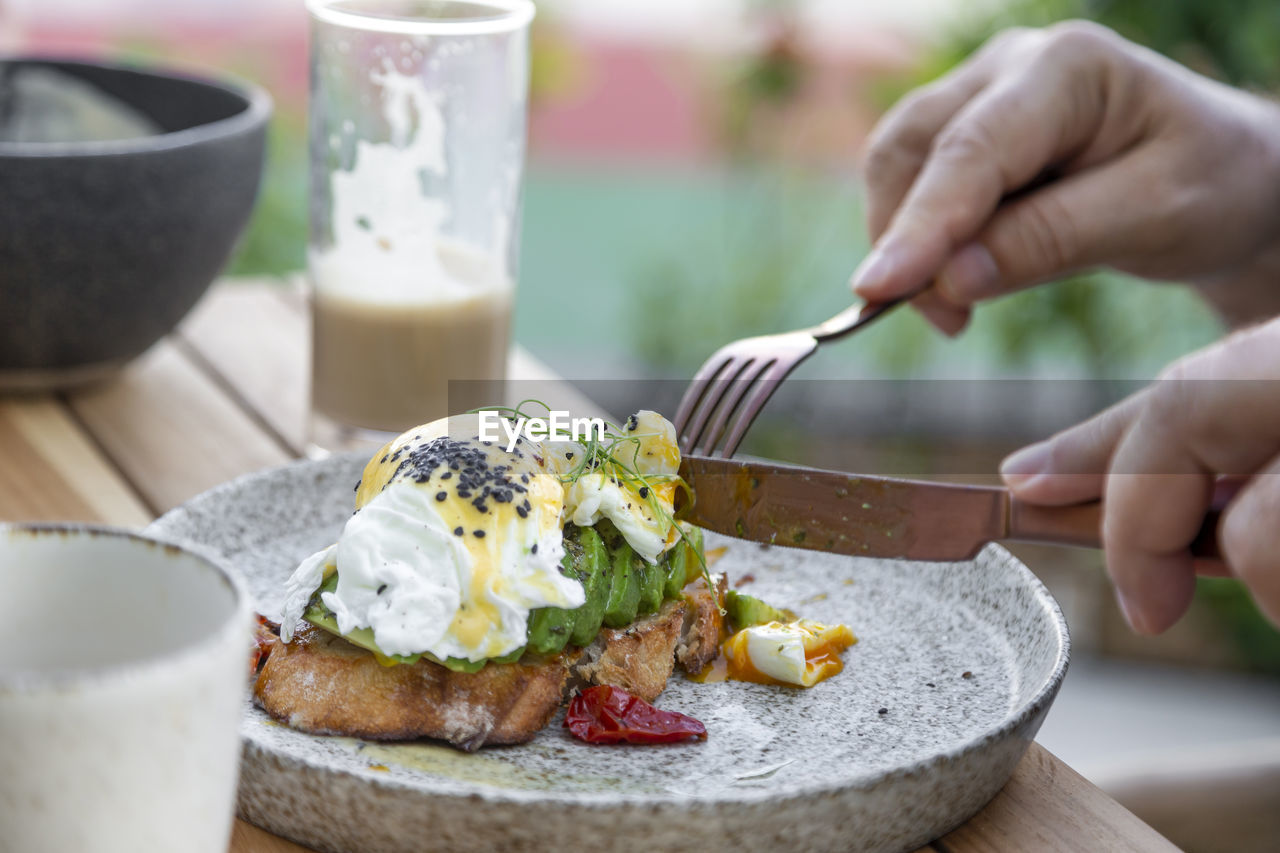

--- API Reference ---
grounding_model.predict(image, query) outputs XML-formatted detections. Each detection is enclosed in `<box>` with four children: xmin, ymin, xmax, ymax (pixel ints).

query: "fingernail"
<box><xmin>1000</xmin><ymin>440</ymin><xmax>1051</xmax><ymax>485</ymax></box>
<box><xmin>850</xmin><ymin>245</ymin><xmax>897</xmax><ymax>296</ymax></box>
<box><xmin>938</xmin><ymin>242</ymin><xmax>999</xmax><ymax>300</ymax></box>
<box><xmin>1116</xmin><ymin>590</ymin><xmax>1150</xmax><ymax>634</ymax></box>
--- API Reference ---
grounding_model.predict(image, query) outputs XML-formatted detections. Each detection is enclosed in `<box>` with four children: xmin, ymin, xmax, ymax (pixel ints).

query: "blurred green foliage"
<box><xmin>1199</xmin><ymin>577</ymin><xmax>1280</xmax><ymax>675</ymax></box>
<box><xmin>985</xmin><ymin>0</ymin><xmax>1280</xmax><ymax>88</ymax></box>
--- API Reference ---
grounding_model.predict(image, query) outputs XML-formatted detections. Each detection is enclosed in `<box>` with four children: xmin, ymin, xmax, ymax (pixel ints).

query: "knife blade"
<box><xmin>677</xmin><ymin>455</ymin><xmax>1220</xmax><ymax>562</ymax></box>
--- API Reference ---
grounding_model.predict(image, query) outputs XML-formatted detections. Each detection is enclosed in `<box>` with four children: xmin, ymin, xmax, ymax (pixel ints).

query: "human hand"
<box><xmin>1001</xmin><ymin>317</ymin><xmax>1280</xmax><ymax>633</ymax></box>
<box><xmin>853</xmin><ymin>21</ymin><xmax>1280</xmax><ymax>332</ymax></box>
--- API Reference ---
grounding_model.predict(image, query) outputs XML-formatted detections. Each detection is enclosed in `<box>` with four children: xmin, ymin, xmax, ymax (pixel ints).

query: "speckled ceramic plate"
<box><xmin>149</xmin><ymin>453</ymin><xmax>1069</xmax><ymax>853</ymax></box>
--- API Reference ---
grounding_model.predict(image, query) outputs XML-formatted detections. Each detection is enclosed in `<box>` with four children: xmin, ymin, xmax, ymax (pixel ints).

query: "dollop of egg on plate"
<box><xmin>277</xmin><ymin>410</ymin><xmax>683</xmax><ymax>664</ymax></box>
<box><xmin>722</xmin><ymin>620</ymin><xmax>856</xmax><ymax>687</ymax></box>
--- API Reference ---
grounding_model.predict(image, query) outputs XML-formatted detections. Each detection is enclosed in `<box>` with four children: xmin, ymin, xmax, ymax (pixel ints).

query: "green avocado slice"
<box><xmin>567</xmin><ymin>525</ymin><xmax>608</xmax><ymax>646</ymax></box>
<box><xmin>637</xmin><ymin>550</ymin><xmax>665</xmax><ymax>615</ymax></box>
<box><xmin>602</xmin><ymin>540</ymin><xmax>641</xmax><ymax>628</ymax></box>
<box><xmin>724</xmin><ymin>589</ymin><xmax>796</xmax><ymax>632</ymax></box>
<box><xmin>526</xmin><ymin>536</ymin><xmax>586</xmax><ymax>655</ymax></box>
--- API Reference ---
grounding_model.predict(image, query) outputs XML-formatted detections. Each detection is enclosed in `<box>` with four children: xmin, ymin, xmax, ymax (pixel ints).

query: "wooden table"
<box><xmin>0</xmin><ymin>280</ymin><xmax>1181</xmax><ymax>853</ymax></box>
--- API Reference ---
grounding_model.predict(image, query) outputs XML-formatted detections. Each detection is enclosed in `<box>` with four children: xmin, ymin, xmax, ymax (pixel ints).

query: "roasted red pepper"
<box><xmin>564</xmin><ymin>685</ymin><xmax>707</xmax><ymax>744</ymax></box>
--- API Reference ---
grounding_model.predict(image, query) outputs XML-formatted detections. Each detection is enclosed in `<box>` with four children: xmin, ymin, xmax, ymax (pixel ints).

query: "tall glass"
<box><xmin>306</xmin><ymin>0</ymin><xmax>533</xmax><ymax>452</ymax></box>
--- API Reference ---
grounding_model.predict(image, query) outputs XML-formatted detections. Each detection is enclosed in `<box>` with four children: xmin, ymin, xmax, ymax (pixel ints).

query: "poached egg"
<box><xmin>722</xmin><ymin>620</ymin><xmax>856</xmax><ymax>687</ymax></box>
<box><xmin>278</xmin><ymin>411</ymin><xmax>683</xmax><ymax>665</ymax></box>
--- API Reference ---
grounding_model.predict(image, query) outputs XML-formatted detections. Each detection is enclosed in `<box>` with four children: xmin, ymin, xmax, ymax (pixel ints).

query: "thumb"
<box><xmin>1001</xmin><ymin>388</ymin><xmax>1149</xmax><ymax>505</ymax></box>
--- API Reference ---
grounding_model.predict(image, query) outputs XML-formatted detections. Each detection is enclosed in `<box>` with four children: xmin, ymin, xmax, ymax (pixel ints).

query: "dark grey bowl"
<box><xmin>0</xmin><ymin>58</ymin><xmax>271</xmax><ymax>389</ymax></box>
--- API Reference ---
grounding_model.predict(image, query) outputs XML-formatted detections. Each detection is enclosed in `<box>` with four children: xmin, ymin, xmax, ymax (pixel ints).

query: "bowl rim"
<box><xmin>0</xmin><ymin>55</ymin><xmax>272</xmax><ymax>158</ymax></box>
<box><xmin>0</xmin><ymin>522</ymin><xmax>254</xmax><ymax>692</ymax></box>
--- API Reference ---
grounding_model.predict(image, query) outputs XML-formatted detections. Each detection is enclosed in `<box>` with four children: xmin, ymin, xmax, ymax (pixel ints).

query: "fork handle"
<box><xmin>1007</xmin><ymin>498</ymin><xmax>1222</xmax><ymax>559</ymax></box>
<box><xmin>809</xmin><ymin>296</ymin><xmax>910</xmax><ymax>342</ymax></box>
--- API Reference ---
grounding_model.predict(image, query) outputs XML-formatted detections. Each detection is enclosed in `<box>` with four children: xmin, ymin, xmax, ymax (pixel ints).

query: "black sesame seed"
<box><xmin>638</xmin><ymin>486</ymin><xmax>649</xmax><ymax>498</ymax></box>
<box><xmin>566</xmin><ymin>451</ymin><xmax>574</xmax><ymax>460</ymax></box>
<box><xmin>454</xmin><ymin>527</ymin><xmax>464</xmax><ymax>536</ymax></box>
<box><xmin>377</xmin><ymin>584</ymin><xmax>387</xmax><ymax>595</ymax></box>
<box><xmin>516</xmin><ymin>506</ymin><xmax>528</xmax><ymax>519</ymax></box>
<box><xmin>877</xmin><ymin>708</ymin><xmax>888</xmax><ymax>715</ymax></box>
<box><xmin>474</xmin><ymin>530</ymin><xmax>486</xmax><ymax>538</ymax></box>
<box><xmin>531</xmin><ymin>544</ymin><xmax>538</xmax><ymax>554</ymax></box>
<box><xmin>626</xmin><ymin>414</ymin><xmax>638</xmax><ymax>431</ymax></box>
<box><xmin>441</xmin><ymin>472</ymin><xmax>452</xmax><ymax>480</ymax></box>
<box><xmin>436</xmin><ymin>491</ymin><xmax>447</xmax><ymax>502</ymax></box>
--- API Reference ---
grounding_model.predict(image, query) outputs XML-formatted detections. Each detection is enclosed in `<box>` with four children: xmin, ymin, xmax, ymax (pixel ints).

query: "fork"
<box><xmin>674</xmin><ymin>295</ymin><xmax>913</xmax><ymax>457</ymax></box>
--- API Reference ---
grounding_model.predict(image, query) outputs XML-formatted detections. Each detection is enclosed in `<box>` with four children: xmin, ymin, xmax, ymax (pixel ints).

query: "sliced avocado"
<box><xmin>663</xmin><ymin>535</ymin><xmax>689</xmax><ymax>598</ymax></box>
<box><xmin>525</xmin><ymin>605</ymin><xmax>574</xmax><ymax>655</ymax></box>
<box><xmin>724</xmin><ymin>589</ymin><xmax>796</xmax><ymax>631</ymax></box>
<box><xmin>637</xmin><ymin>551</ymin><xmax>665</xmax><ymax>614</ymax></box>
<box><xmin>568</xmin><ymin>525</ymin><xmax>608</xmax><ymax>646</ymax></box>
<box><xmin>663</xmin><ymin>524</ymin><xmax>706</xmax><ymax>597</ymax></box>
<box><xmin>602</xmin><ymin>541</ymin><xmax>641</xmax><ymax>628</ymax></box>
<box><xmin>527</xmin><ymin>536</ymin><xmax>588</xmax><ymax>655</ymax></box>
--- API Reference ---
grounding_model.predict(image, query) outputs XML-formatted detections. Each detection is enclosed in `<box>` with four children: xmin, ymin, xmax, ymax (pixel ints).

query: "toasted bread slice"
<box><xmin>676</xmin><ymin>574</ymin><xmax>728</xmax><ymax>674</ymax></box>
<box><xmin>569</xmin><ymin>598</ymin><xmax>684</xmax><ymax>703</ymax></box>
<box><xmin>253</xmin><ymin>577</ymin><xmax>724</xmax><ymax>750</ymax></box>
<box><xmin>254</xmin><ymin>623</ymin><xmax>573</xmax><ymax>750</ymax></box>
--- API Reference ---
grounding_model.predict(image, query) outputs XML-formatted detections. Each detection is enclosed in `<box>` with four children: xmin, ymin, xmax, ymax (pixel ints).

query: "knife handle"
<box><xmin>1007</xmin><ymin>498</ymin><xmax>1222</xmax><ymax>560</ymax></box>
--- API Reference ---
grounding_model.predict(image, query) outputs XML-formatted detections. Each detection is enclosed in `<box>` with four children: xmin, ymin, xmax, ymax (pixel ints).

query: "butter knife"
<box><xmin>677</xmin><ymin>455</ymin><xmax>1221</xmax><ymax>561</ymax></box>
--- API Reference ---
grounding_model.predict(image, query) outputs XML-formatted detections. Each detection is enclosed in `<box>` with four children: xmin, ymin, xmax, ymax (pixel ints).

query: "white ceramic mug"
<box><xmin>0</xmin><ymin>524</ymin><xmax>252</xmax><ymax>853</ymax></box>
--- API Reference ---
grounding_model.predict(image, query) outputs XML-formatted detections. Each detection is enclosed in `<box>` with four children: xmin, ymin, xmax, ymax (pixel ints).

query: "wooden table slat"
<box><xmin>231</xmin><ymin>820</ymin><xmax>314</xmax><ymax>853</ymax></box>
<box><xmin>178</xmin><ymin>278</ymin><xmax>312</xmax><ymax>456</ymax></box>
<box><xmin>65</xmin><ymin>341</ymin><xmax>293</xmax><ymax>515</ymax></box>
<box><xmin>0</xmin><ymin>397</ymin><xmax>151</xmax><ymax>526</ymax></box>
<box><xmin>933</xmin><ymin>743</ymin><xmax>1180</xmax><ymax>853</ymax></box>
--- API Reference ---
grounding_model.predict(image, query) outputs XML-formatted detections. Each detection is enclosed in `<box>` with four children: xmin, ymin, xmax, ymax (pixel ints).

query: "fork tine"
<box><xmin>717</xmin><ymin>357</ymin><xmax>799</xmax><ymax>458</ymax></box>
<box><xmin>694</xmin><ymin>358</ymin><xmax>775</xmax><ymax>457</ymax></box>
<box><xmin>682</xmin><ymin>357</ymin><xmax>754</xmax><ymax>454</ymax></box>
<box><xmin>673</xmin><ymin>349</ymin><xmax>736</xmax><ymax>438</ymax></box>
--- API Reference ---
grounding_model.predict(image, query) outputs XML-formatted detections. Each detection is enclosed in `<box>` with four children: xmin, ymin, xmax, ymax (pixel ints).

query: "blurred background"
<box><xmin>5</xmin><ymin>1</ymin><xmax>1278</xmax><ymax>848</ymax></box>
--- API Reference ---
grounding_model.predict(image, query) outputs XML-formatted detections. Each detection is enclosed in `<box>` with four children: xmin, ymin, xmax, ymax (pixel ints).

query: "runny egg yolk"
<box><xmin>720</xmin><ymin>620</ymin><xmax>857</xmax><ymax>688</ymax></box>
